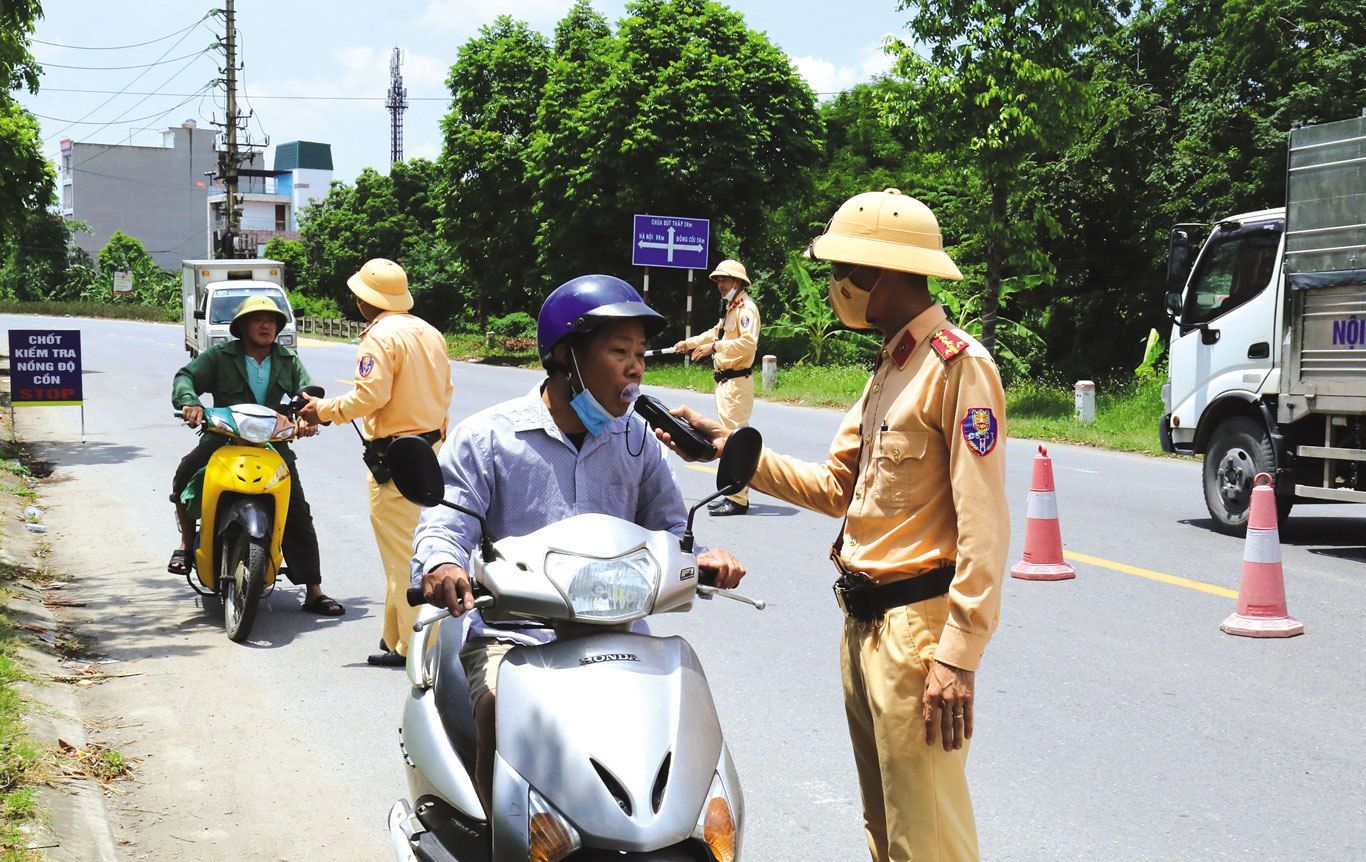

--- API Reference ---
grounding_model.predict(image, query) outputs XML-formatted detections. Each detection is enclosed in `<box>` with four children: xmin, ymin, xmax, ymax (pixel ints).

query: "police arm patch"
<box><xmin>961</xmin><ymin>406</ymin><xmax>998</xmax><ymax>456</ymax></box>
<box><xmin>930</xmin><ymin>328</ymin><xmax>969</xmax><ymax>363</ymax></box>
<box><xmin>358</xmin><ymin>355</ymin><xmax>376</xmax><ymax>378</ymax></box>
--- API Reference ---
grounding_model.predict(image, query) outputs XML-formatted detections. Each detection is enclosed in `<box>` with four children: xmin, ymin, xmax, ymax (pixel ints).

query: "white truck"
<box><xmin>1161</xmin><ymin>112</ymin><xmax>1366</xmax><ymax>534</ymax></box>
<box><xmin>181</xmin><ymin>259</ymin><xmax>295</xmax><ymax>357</ymax></box>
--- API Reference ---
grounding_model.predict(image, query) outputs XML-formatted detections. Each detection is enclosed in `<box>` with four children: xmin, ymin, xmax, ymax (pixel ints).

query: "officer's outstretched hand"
<box><xmin>923</xmin><ymin>661</ymin><xmax>975</xmax><ymax>751</ymax></box>
<box><xmin>422</xmin><ymin>563</ymin><xmax>476</xmax><ymax>615</ymax></box>
<box><xmin>697</xmin><ymin>549</ymin><xmax>746</xmax><ymax>589</ymax></box>
<box><xmin>297</xmin><ymin>393</ymin><xmax>321</xmax><ymax>425</ymax></box>
<box><xmin>653</xmin><ymin>405</ymin><xmax>728</xmax><ymax>462</ymax></box>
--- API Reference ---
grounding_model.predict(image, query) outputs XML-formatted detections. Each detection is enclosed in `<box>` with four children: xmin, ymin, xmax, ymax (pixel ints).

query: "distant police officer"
<box><xmin>299</xmin><ymin>259</ymin><xmax>453</xmax><ymax>667</ymax></box>
<box><xmin>673</xmin><ymin>258</ymin><xmax>760</xmax><ymax>516</ymax></box>
<box><xmin>662</xmin><ymin>190</ymin><xmax>1008</xmax><ymax>862</ymax></box>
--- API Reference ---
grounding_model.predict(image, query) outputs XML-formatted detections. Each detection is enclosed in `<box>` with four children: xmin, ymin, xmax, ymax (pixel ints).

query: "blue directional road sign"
<box><xmin>632</xmin><ymin>214</ymin><xmax>710</xmax><ymax>270</ymax></box>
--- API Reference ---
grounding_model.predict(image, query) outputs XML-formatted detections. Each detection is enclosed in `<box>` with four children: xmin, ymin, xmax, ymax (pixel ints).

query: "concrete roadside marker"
<box><xmin>1011</xmin><ymin>445</ymin><xmax>1076</xmax><ymax>581</ymax></box>
<box><xmin>1221</xmin><ymin>473</ymin><xmax>1304</xmax><ymax>638</ymax></box>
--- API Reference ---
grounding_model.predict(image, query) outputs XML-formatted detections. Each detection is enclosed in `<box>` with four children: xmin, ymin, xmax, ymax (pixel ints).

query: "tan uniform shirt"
<box><xmin>315</xmin><ymin>311</ymin><xmax>453</xmax><ymax>439</ymax></box>
<box><xmin>749</xmin><ymin>304</ymin><xmax>1008</xmax><ymax>671</ymax></box>
<box><xmin>679</xmin><ymin>293</ymin><xmax>760</xmax><ymax>371</ymax></box>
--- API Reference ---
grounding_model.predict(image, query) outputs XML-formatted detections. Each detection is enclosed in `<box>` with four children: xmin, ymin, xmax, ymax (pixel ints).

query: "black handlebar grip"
<box><xmin>407</xmin><ymin>587</ymin><xmax>425</xmax><ymax>607</ymax></box>
<box><xmin>698</xmin><ymin>568</ymin><xmax>718</xmax><ymax>588</ymax></box>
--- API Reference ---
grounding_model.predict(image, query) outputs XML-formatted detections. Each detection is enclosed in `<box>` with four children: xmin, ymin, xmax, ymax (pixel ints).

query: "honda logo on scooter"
<box><xmin>579</xmin><ymin>653</ymin><xmax>640</xmax><ymax>666</ymax></box>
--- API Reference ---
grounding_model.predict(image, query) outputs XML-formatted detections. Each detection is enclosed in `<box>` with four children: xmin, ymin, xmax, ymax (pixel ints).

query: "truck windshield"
<box><xmin>209</xmin><ymin>289</ymin><xmax>291</xmax><ymax>325</ymax></box>
<box><xmin>1183</xmin><ymin>223</ymin><xmax>1281</xmax><ymax>326</ymax></box>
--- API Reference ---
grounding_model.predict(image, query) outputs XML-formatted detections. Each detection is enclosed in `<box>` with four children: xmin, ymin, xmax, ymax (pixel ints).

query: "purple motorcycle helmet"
<box><xmin>537</xmin><ymin>274</ymin><xmax>667</xmax><ymax>368</ymax></box>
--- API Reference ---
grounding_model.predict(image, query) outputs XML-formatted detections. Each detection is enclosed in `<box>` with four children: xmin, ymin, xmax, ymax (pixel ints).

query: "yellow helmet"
<box><xmin>229</xmin><ymin>295</ymin><xmax>288</xmax><ymax>339</ymax></box>
<box><xmin>347</xmin><ymin>258</ymin><xmax>413</xmax><ymax>312</ymax></box>
<box><xmin>806</xmin><ymin>188</ymin><xmax>962</xmax><ymax>281</ymax></box>
<box><xmin>708</xmin><ymin>259</ymin><xmax>750</xmax><ymax>286</ymax></box>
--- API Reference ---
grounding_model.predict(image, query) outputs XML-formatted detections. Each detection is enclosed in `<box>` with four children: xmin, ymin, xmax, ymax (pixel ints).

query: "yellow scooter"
<box><xmin>175</xmin><ymin>387</ymin><xmax>319</xmax><ymax>642</ymax></box>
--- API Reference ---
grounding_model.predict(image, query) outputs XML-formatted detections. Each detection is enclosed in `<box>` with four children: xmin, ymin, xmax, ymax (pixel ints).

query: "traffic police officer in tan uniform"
<box><xmin>661</xmin><ymin>190</ymin><xmax>1008</xmax><ymax>862</ymax></box>
<box><xmin>299</xmin><ymin>259</ymin><xmax>453</xmax><ymax>667</ymax></box>
<box><xmin>673</xmin><ymin>259</ymin><xmax>760</xmax><ymax>515</ymax></box>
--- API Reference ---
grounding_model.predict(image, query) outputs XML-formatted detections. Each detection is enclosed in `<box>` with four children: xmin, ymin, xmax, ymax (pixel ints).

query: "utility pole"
<box><xmin>213</xmin><ymin>0</ymin><xmax>243</xmax><ymax>258</ymax></box>
<box><xmin>386</xmin><ymin>47</ymin><xmax>407</xmax><ymax>165</ymax></box>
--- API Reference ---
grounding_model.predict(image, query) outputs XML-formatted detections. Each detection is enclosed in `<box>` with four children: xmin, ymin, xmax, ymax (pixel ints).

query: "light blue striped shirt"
<box><xmin>411</xmin><ymin>383</ymin><xmax>690</xmax><ymax>644</ymax></box>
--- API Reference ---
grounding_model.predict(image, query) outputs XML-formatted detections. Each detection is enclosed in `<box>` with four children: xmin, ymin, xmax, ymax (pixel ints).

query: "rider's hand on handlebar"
<box><xmin>652</xmin><ymin>405</ymin><xmax>729</xmax><ymax>462</ymax></box>
<box><xmin>697</xmin><ymin>548</ymin><xmax>746</xmax><ymax>589</ymax></box>
<box><xmin>422</xmin><ymin>563</ymin><xmax>476</xmax><ymax>615</ymax></box>
<box><xmin>297</xmin><ymin>393</ymin><xmax>322</xmax><ymax>425</ymax></box>
<box><xmin>181</xmin><ymin>405</ymin><xmax>204</xmax><ymax>427</ymax></box>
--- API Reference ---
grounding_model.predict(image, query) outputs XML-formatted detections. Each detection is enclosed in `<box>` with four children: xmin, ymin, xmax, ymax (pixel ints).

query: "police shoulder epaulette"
<box><xmin>929</xmin><ymin>327</ymin><xmax>970</xmax><ymax>364</ymax></box>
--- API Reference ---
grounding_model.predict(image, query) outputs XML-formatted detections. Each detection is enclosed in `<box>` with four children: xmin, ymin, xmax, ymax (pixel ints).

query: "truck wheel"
<box><xmin>1202</xmin><ymin>416</ymin><xmax>1292</xmax><ymax>536</ymax></box>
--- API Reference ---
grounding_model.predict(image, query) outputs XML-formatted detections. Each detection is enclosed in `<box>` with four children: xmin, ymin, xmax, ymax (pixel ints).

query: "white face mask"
<box><xmin>829</xmin><ymin>274</ymin><xmax>872</xmax><ymax>330</ymax></box>
<box><xmin>722</xmin><ymin>286</ymin><xmax>738</xmax><ymax>302</ymax></box>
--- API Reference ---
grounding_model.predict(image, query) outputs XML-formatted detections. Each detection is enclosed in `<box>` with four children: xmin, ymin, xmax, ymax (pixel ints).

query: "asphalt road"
<box><xmin>5</xmin><ymin>314</ymin><xmax>1364</xmax><ymax>861</ymax></box>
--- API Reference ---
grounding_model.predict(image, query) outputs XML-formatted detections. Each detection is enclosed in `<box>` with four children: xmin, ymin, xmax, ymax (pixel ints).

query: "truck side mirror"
<box><xmin>1164</xmin><ymin>290</ymin><xmax>1183</xmax><ymax>319</ymax></box>
<box><xmin>193</xmin><ymin>309</ymin><xmax>205</xmax><ymax>320</ymax></box>
<box><xmin>1167</xmin><ymin>228</ymin><xmax>1192</xmax><ymax>291</ymax></box>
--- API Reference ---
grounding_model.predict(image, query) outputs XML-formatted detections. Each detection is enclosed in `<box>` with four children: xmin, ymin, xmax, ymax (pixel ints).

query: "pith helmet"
<box><xmin>709</xmin><ymin>259</ymin><xmax>750</xmax><ymax>286</ymax></box>
<box><xmin>229</xmin><ymin>295</ymin><xmax>288</xmax><ymax>339</ymax></box>
<box><xmin>806</xmin><ymin>188</ymin><xmax>962</xmax><ymax>281</ymax></box>
<box><xmin>347</xmin><ymin>258</ymin><xmax>413</xmax><ymax>312</ymax></box>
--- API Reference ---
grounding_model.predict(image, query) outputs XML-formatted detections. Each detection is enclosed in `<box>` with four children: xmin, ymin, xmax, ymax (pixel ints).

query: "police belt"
<box><xmin>364</xmin><ymin>428</ymin><xmax>443</xmax><ymax>457</ymax></box>
<box><xmin>831</xmin><ymin>564</ymin><xmax>955</xmax><ymax>622</ymax></box>
<box><xmin>713</xmin><ymin>367</ymin><xmax>752</xmax><ymax>383</ymax></box>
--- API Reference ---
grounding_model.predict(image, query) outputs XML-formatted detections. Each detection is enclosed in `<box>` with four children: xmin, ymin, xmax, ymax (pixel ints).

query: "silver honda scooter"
<box><xmin>383</xmin><ymin>428</ymin><xmax>766</xmax><ymax>862</ymax></box>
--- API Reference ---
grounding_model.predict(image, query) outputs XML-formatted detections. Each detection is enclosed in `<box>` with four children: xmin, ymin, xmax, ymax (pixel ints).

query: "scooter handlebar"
<box><xmin>407</xmin><ymin>587</ymin><xmax>424</xmax><ymax>607</ymax></box>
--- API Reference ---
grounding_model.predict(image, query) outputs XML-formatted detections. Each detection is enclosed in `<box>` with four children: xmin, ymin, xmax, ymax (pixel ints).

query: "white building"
<box><xmin>207</xmin><ymin>140</ymin><xmax>333</xmax><ymax>256</ymax></box>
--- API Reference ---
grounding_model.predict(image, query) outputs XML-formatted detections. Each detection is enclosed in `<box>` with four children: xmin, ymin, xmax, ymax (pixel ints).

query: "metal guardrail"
<box><xmin>296</xmin><ymin>316</ymin><xmax>365</xmax><ymax>339</ymax></box>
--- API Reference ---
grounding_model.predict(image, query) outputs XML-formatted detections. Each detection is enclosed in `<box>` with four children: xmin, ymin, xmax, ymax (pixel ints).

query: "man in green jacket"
<box><xmin>168</xmin><ymin>296</ymin><xmax>343</xmax><ymax>616</ymax></box>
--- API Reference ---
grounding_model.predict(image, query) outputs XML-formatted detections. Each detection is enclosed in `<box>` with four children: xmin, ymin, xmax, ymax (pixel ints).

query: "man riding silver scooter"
<box><xmin>386</xmin><ymin>277</ymin><xmax>764</xmax><ymax>862</ymax></box>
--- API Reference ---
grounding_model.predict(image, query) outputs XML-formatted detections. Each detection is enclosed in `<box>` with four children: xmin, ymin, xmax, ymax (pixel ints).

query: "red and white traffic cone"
<box><xmin>1221</xmin><ymin>473</ymin><xmax>1303</xmax><ymax>637</ymax></box>
<box><xmin>1011</xmin><ymin>445</ymin><xmax>1076</xmax><ymax>581</ymax></box>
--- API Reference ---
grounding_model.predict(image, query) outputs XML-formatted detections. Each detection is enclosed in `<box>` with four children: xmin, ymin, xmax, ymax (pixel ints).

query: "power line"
<box><xmin>34</xmin><ymin>102</ymin><xmax>212</xmax><ymax>125</ymax></box>
<box><xmin>41</xmin><ymin>21</ymin><xmax>213</xmax><ymax>143</ymax></box>
<box><xmin>67</xmin><ymin>84</ymin><xmax>217</xmax><ymax>170</ymax></box>
<box><xmin>40</xmin><ymin>87</ymin><xmax>451</xmax><ymax>102</ymax></box>
<box><xmin>40</xmin><ymin>48</ymin><xmax>214</xmax><ymax>71</ymax></box>
<box><xmin>33</xmin><ymin>16</ymin><xmax>209</xmax><ymax>51</ymax></box>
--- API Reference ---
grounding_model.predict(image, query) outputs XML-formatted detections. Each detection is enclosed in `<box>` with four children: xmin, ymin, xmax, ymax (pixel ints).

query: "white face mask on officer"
<box><xmin>828</xmin><ymin>266</ymin><xmax>884</xmax><ymax>331</ymax></box>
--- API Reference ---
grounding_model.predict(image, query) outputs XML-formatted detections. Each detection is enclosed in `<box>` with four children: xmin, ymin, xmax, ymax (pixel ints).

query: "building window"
<box><xmin>275</xmin><ymin>204</ymin><xmax>287</xmax><ymax>232</ymax></box>
<box><xmin>61</xmin><ymin>186</ymin><xmax>72</xmax><ymax>211</ymax></box>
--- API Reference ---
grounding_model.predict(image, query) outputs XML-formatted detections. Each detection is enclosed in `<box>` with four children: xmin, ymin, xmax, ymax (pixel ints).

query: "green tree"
<box><xmin>297</xmin><ymin>158</ymin><xmax>455</xmax><ymax>322</ymax></box>
<box><xmin>766</xmin><ymin>254</ymin><xmax>876</xmax><ymax>365</ymax></box>
<box><xmin>0</xmin><ymin>0</ymin><xmax>53</xmax><ymax>238</ymax></box>
<box><xmin>98</xmin><ymin>231</ymin><xmax>178</xmax><ymax>307</ymax></box>
<box><xmin>886</xmin><ymin>0</ymin><xmax>1127</xmax><ymax>354</ymax></box>
<box><xmin>0</xmin><ymin>214</ymin><xmax>95</xmax><ymax>302</ymax></box>
<box><xmin>440</xmin><ymin>17</ymin><xmax>550</xmax><ymax>323</ymax></box>
<box><xmin>262</xmin><ymin>237</ymin><xmax>306</xmax><ymax>290</ymax></box>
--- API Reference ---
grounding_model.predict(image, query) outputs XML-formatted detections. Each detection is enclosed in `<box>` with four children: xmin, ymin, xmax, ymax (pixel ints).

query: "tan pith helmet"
<box><xmin>709</xmin><ymin>259</ymin><xmax>750</xmax><ymax>286</ymax></box>
<box><xmin>806</xmin><ymin>188</ymin><xmax>962</xmax><ymax>281</ymax></box>
<box><xmin>229</xmin><ymin>295</ymin><xmax>288</xmax><ymax>339</ymax></box>
<box><xmin>347</xmin><ymin>258</ymin><xmax>413</xmax><ymax>312</ymax></box>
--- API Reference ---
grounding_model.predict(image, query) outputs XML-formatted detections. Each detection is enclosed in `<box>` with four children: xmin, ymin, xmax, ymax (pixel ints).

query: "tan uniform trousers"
<box><xmin>368</xmin><ymin>473</ymin><xmax>423</xmax><ymax>656</ymax></box>
<box><xmin>842</xmin><ymin>596</ymin><xmax>979</xmax><ymax>862</ymax></box>
<box><xmin>715</xmin><ymin>374</ymin><xmax>754</xmax><ymax>504</ymax></box>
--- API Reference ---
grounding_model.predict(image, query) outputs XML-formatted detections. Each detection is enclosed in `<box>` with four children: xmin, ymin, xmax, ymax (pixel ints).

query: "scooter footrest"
<box><xmin>413</xmin><ymin>832</ymin><xmax>461</xmax><ymax>862</ymax></box>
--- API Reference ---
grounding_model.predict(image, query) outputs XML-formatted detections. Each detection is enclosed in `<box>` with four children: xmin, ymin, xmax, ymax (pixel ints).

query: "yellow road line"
<box><xmin>686</xmin><ymin>463</ymin><xmax>718</xmax><ymax>475</ymax></box>
<box><xmin>1064</xmin><ymin>551</ymin><xmax>1238</xmax><ymax>599</ymax></box>
<box><xmin>335</xmin><ymin>378</ymin><xmax>354</xmax><ymax>386</ymax></box>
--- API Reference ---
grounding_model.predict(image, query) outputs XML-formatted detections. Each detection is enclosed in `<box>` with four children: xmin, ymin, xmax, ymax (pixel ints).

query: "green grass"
<box><xmin>0</xmin><ymin>564</ymin><xmax>43</xmax><ymax>862</ymax></box>
<box><xmin>0</xmin><ymin>299</ymin><xmax>177</xmax><ymax>323</ymax></box>
<box><xmin>643</xmin><ymin>359</ymin><xmax>870</xmax><ymax>407</ymax></box>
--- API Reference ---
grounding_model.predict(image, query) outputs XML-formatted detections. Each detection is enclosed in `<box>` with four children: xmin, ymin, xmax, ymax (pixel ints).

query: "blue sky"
<box><xmin>21</xmin><ymin>0</ymin><xmax>909</xmax><ymax>182</ymax></box>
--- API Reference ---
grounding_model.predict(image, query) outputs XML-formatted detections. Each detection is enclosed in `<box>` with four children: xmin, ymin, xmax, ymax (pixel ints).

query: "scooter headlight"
<box><xmin>528</xmin><ymin>787</ymin><xmax>581</xmax><ymax>862</ymax></box>
<box><xmin>545</xmin><ymin>549</ymin><xmax>658</xmax><ymax>623</ymax></box>
<box><xmin>693</xmin><ymin>773</ymin><xmax>738</xmax><ymax>862</ymax></box>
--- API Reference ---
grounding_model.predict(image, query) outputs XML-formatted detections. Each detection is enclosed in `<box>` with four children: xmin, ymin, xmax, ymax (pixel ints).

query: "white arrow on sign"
<box><xmin>638</xmin><ymin>225</ymin><xmax>703</xmax><ymax>263</ymax></box>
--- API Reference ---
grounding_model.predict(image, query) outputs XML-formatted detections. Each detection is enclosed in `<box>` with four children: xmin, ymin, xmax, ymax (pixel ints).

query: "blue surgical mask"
<box><xmin>569</xmin><ymin>350</ymin><xmax>615</xmax><ymax>436</ymax></box>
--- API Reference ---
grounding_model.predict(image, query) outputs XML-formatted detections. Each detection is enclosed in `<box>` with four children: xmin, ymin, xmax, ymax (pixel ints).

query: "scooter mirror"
<box><xmin>299</xmin><ymin>385</ymin><xmax>325</xmax><ymax>399</ymax></box>
<box><xmin>716</xmin><ymin>426</ymin><xmax>762</xmax><ymax>495</ymax></box>
<box><xmin>387</xmin><ymin>436</ymin><xmax>446</xmax><ymax>507</ymax></box>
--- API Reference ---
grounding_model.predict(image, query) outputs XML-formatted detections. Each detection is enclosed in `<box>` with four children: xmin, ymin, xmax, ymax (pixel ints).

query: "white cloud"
<box><xmin>420</xmin><ymin>0</ymin><xmax>574</xmax><ymax>35</ymax></box>
<box><xmin>794</xmin><ymin>36</ymin><xmax>901</xmax><ymax>99</ymax></box>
